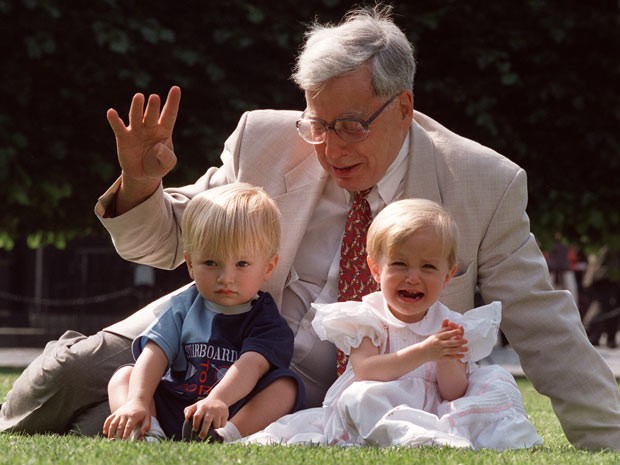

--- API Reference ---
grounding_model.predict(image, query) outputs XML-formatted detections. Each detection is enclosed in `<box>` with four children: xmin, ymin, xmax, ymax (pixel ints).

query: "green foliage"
<box><xmin>401</xmin><ymin>1</ymin><xmax>620</xmax><ymax>250</ymax></box>
<box><xmin>1</xmin><ymin>0</ymin><xmax>618</xmax><ymax>251</ymax></box>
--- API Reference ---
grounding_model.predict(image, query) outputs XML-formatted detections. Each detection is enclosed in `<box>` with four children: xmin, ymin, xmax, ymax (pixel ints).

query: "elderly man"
<box><xmin>2</xmin><ymin>5</ymin><xmax>619</xmax><ymax>450</ymax></box>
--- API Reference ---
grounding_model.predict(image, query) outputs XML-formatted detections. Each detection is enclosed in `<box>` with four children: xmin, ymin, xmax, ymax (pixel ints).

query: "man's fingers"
<box><xmin>159</xmin><ymin>86</ymin><xmax>181</xmax><ymax>131</ymax></box>
<box><xmin>128</xmin><ymin>92</ymin><xmax>146</xmax><ymax>128</ymax></box>
<box><xmin>106</xmin><ymin>108</ymin><xmax>127</xmax><ymax>135</ymax></box>
<box><xmin>143</xmin><ymin>93</ymin><xmax>162</xmax><ymax>127</ymax></box>
<box><xmin>107</xmin><ymin>87</ymin><xmax>179</xmax><ymax>138</ymax></box>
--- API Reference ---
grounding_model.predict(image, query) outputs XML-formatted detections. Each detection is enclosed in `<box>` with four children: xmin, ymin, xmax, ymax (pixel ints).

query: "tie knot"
<box><xmin>353</xmin><ymin>188</ymin><xmax>373</xmax><ymax>202</ymax></box>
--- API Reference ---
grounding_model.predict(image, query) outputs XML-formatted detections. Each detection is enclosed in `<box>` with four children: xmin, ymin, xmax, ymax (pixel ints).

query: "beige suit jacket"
<box><xmin>97</xmin><ymin>109</ymin><xmax>620</xmax><ymax>449</ymax></box>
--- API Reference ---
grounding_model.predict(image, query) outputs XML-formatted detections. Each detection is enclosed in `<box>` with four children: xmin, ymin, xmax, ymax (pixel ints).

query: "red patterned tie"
<box><xmin>336</xmin><ymin>188</ymin><xmax>380</xmax><ymax>375</ymax></box>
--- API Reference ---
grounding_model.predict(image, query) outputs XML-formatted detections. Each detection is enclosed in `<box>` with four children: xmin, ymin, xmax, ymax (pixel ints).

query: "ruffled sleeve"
<box><xmin>459</xmin><ymin>301</ymin><xmax>502</xmax><ymax>362</ymax></box>
<box><xmin>311</xmin><ymin>301</ymin><xmax>386</xmax><ymax>355</ymax></box>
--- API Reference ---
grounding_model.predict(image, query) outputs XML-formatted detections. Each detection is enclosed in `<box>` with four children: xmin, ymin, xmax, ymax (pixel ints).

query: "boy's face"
<box><xmin>185</xmin><ymin>251</ymin><xmax>278</xmax><ymax>307</ymax></box>
<box><xmin>367</xmin><ymin>228</ymin><xmax>456</xmax><ymax>323</ymax></box>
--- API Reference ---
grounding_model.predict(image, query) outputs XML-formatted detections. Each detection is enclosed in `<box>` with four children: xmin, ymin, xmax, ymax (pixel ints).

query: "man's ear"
<box><xmin>398</xmin><ymin>90</ymin><xmax>414</xmax><ymax>126</ymax></box>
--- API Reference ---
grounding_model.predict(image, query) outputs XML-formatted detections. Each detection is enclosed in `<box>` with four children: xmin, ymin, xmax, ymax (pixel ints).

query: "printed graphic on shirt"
<box><xmin>169</xmin><ymin>343</ymin><xmax>239</xmax><ymax>399</ymax></box>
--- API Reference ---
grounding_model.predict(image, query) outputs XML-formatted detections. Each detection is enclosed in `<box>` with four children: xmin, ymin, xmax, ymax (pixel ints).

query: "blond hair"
<box><xmin>182</xmin><ymin>183</ymin><xmax>280</xmax><ymax>260</ymax></box>
<box><xmin>367</xmin><ymin>199</ymin><xmax>458</xmax><ymax>268</ymax></box>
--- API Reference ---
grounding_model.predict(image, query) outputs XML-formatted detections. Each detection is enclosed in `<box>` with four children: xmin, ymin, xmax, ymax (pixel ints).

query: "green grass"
<box><xmin>1</xmin><ymin>368</ymin><xmax>619</xmax><ymax>465</ymax></box>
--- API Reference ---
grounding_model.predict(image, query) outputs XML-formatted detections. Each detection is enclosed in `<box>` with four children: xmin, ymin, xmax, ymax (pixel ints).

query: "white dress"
<box><xmin>242</xmin><ymin>292</ymin><xmax>542</xmax><ymax>450</ymax></box>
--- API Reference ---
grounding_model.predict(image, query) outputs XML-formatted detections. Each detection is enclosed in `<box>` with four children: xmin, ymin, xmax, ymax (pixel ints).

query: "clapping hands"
<box><xmin>420</xmin><ymin>319</ymin><xmax>468</xmax><ymax>361</ymax></box>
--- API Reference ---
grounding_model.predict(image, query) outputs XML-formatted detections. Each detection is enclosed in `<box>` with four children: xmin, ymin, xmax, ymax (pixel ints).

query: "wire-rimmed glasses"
<box><xmin>295</xmin><ymin>94</ymin><xmax>399</xmax><ymax>145</ymax></box>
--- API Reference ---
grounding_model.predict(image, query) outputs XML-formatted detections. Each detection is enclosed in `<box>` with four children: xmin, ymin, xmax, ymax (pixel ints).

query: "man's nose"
<box><xmin>323</xmin><ymin>130</ymin><xmax>349</xmax><ymax>160</ymax></box>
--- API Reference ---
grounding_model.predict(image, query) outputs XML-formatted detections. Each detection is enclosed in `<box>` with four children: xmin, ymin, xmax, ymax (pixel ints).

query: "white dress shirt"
<box><xmin>282</xmin><ymin>135</ymin><xmax>410</xmax><ymax>406</ymax></box>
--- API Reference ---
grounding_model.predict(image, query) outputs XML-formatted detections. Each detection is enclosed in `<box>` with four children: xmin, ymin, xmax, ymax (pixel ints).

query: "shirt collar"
<box><xmin>205</xmin><ymin>297</ymin><xmax>255</xmax><ymax>315</ymax></box>
<box><xmin>343</xmin><ymin>132</ymin><xmax>410</xmax><ymax>206</ymax></box>
<box><xmin>377</xmin><ymin>132</ymin><xmax>410</xmax><ymax>205</ymax></box>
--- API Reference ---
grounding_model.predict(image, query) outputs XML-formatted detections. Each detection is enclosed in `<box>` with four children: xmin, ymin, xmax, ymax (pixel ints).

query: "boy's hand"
<box><xmin>103</xmin><ymin>400</ymin><xmax>150</xmax><ymax>440</ymax></box>
<box><xmin>184</xmin><ymin>397</ymin><xmax>229</xmax><ymax>440</ymax></box>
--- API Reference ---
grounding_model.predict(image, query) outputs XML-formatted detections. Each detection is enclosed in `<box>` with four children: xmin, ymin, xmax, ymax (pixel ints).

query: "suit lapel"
<box><xmin>266</xmin><ymin>154</ymin><xmax>329</xmax><ymax>305</ymax></box>
<box><xmin>404</xmin><ymin>116</ymin><xmax>442</xmax><ymax>204</ymax></box>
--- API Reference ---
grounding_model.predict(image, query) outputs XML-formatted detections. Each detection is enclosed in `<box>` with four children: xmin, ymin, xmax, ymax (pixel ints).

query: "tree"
<box><xmin>1</xmin><ymin>0</ymin><xmax>618</xmax><ymax>252</ymax></box>
<box><xmin>402</xmin><ymin>1</ymin><xmax>620</xmax><ymax>250</ymax></box>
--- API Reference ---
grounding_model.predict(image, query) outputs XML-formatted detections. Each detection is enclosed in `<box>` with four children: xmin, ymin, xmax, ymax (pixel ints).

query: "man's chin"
<box><xmin>331</xmin><ymin>173</ymin><xmax>371</xmax><ymax>193</ymax></box>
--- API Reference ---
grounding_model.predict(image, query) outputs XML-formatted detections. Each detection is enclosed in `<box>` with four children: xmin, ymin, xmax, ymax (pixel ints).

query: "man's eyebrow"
<box><xmin>303</xmin><ymin>109</ymin><xmax>367</xmax><ymax>121</ymax></box>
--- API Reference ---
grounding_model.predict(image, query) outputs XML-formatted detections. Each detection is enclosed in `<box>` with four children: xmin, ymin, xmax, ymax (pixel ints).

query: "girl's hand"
<box><xmin>420</xmin><ymin>321</ymin><xmax>468</xmax><ymax>361</ymax></box>
<box><xmin>440</xmin><ymin>318</ymin><xmax>465</xmax><ymax>337</ymax></box>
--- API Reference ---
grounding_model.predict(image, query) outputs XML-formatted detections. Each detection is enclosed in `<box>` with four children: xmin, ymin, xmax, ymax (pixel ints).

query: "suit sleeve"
<box><xmin>94</xmin><ymin>113</ymin><xmax>250</xmax><ymax>269</ymax></box>
<box><xmin>477</xmin><ymin>168</ymin><xmax>620</xmax><ymax>449</ymax></box>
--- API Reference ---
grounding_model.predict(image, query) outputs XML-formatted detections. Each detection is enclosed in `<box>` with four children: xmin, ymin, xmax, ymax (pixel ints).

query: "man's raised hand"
<box><xmin>107</xmin><ymin>86</ymin><xmax>181</xmax><ymax>183</ymax></box>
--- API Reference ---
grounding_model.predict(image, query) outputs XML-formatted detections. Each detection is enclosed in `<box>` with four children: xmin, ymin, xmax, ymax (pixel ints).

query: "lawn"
<box><xmin>1</xmin><ymin>367</ymin><xmax>619</xmax><ymax>465</ymax></box>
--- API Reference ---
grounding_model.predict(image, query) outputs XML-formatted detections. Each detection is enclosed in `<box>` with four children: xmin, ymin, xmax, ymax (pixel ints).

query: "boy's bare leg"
<box><xmin>229</xmin><ymin>377</ymin><xmax>297</xmax><ymax>437</ymax></box>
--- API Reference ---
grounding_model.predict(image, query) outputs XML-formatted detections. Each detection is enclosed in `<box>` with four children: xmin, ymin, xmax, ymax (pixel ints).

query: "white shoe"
<box><xmin>129</xmin><ymin>427</ymin><xmax>166</xmax><ymax>443</ymax></box>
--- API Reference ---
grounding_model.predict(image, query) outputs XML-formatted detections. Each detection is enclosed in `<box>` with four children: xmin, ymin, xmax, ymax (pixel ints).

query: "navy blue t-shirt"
<box><xmin>133</xmin><ymin>286</ymin><xmax>294</xmax><ymax>402</ymax></box>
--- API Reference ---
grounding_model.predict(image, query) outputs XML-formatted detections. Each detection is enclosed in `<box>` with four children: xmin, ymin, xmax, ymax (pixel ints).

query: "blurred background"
<box><xmin>1</xmin><ymin>0</ymin><xmax>619</xmax><ymax>346</ymax></box>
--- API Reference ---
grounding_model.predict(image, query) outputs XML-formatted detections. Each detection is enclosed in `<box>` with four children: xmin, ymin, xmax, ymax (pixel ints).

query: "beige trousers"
<box><xmin>0</xmin><ymin>330</ymin><xmax>132</xmax><ymax>435</ymax></box>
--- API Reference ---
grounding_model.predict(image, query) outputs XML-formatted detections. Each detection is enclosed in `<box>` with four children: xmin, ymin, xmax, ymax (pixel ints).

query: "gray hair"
<box><xmin>292</xmin><ymin>4</ymin><xmax>415</xmax><ymax>97</ymax></box>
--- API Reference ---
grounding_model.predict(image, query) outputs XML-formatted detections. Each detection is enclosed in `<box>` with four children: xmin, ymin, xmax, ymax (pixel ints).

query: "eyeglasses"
<box><xmin>296</xmin><ymin>94</ymin><xmax>399</xmax><ymax>145</ymax></box>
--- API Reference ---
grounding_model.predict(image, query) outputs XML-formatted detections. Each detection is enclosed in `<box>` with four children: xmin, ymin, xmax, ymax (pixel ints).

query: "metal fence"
<box><xmin>0</xmin><ymin>239</ymin><xmax>189</xmax><ymax>343</ymax></box>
